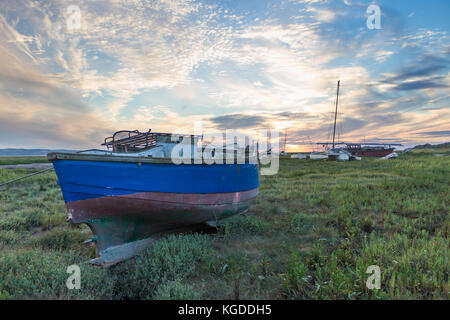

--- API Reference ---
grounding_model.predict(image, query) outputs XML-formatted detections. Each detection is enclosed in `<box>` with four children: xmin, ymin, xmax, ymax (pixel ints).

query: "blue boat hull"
<box><xmin>53</xmin><ymin>160</ymin><xmax>259</xmax><ymax>202</ymax></box>
<box><xmin>50</xmin><ymin>157</ymin><xmax>260</xmax><ymax>265</ymax></box>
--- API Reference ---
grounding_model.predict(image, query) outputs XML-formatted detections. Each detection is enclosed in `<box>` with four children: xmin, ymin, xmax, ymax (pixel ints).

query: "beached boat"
<box><xmin>290</xmin><ymin>153</ymin><xmax>308</xmax><ymax>159</ymax></box>
<box><xmin>48</xmin><ymin>130</ymin><xmax>260</xmax><ymax>266</ymax></box>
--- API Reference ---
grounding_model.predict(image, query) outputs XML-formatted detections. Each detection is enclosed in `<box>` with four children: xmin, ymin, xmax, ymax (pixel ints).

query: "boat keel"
<box><xmin>89</xmin><ymin>237</ymin><xmax>157</xmax><ymax>267</ymax></box>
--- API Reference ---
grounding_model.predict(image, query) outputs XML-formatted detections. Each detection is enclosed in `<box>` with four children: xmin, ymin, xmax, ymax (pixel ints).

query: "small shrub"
<box><xmin>0</xmin><ymin>289</ymin><xmax>12</xmax><ymax>300</ymax></box>
<box><xmin>288</xmin><ymin>213</ymin><xmax>322</xmax><ymax>233</ymax></box>
<box><xmin>36</xmin><ymin>228</ymin><xmax>89</xmax><ymax>250</ymax></box>
<box><xmin>0</xmin><ymin>230</ymin><xmax>22</xmax><ymax>245</ymax></box>
<box><xmin>40</xmin><ymin>213</ymin><xmax>66</xmax><ymax>230</ymax></box>
<box><xmin>218</xmin><ymin>215</ymin><xmax>269</xmax><ymax>236</ymax></box>
<box><xmin>154</xmin><ymin>280</ymin><xmax>200</xmax><ymax>300</ymax></box>
<box><xmin>283</xmin><ymin>250</ymin><xmax>311</xmax><ymax>298</ymax></box>
<box><xmin>0</xmin><ymin>209</ymin><xmax>43</xmax><ymax>231</ymax></box>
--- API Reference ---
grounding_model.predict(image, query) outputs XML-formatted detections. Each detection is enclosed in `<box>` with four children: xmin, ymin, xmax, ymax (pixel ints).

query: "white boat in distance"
<box><xmin>291</xmin><ymin>153</ymin><xmax>308</xmax><ymax>159</ymax></box>
<box><xmin>309</xmin><ymin>152</ymin><xmax>329</xmax><ymax>160</ymax></box>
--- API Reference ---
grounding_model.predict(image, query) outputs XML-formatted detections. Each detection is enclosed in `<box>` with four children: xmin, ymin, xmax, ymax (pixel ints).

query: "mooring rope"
<box><xmin>0</xmin><ymin>167</ymin><xmax>53</xmax><ymax>188</ymax></box>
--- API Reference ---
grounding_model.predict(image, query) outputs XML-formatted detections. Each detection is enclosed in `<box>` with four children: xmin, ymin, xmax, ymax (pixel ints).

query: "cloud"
<box><xmin>0</xmin><ymin>10</ymin><xmax>111</xmax><ymax>148</ymax></box>
<box><xmin>210</xmin><ymin>114</ymin><xmax>267</xmax><ymax>129</ymax></box>
<box><xmin>387</xmin><ymin>59</ymin><xmax>448</xmax><ymax>81</ymax></box>
<box><xmin>375</xmin><ymin>50</ymin><xmax>394</xmax><ymax>63</ymax></box>
<box><xmin>413</xmin><ymin>130</ymin><xmax>450</xmax><ymax>137</ymax></box>
<box><xmin>306</xmin><ymin>8</ymin><xmax>336</xmax><ymax>22</ymax></box>
<box><xmin>0</xmin><ymin>44</ymin><xmax>89</xmax><ymax>112</ymax></box>
<box><xmin>0</xmin><ymin>0</ymin><xmax>237</xmax><ymax>120</ymax></box>
<box><xmin>393</xmin><ymin>79</ymin><xmax>448</xmax><ymax>91</ymax></box>
<box><xmin>0</xmin><ymin>93</ymin><xmax>112</xmax><ymax>148</ymax></box>
<box><xmin>276</xmin><ymin>111</ymin><xmax>319</xmax><ymax>120</ymax></box>
<box><xmin>0</xmin><ymin>0</ymin><xmax>449</xmax><ymax>149</ymax></box>
<box><xmin>379</xmin><ymin>54</ymin><xmax>450</xmax><ymax>92</ymax></box>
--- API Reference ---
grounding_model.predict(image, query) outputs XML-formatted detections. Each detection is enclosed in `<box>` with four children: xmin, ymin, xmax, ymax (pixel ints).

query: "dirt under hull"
<box><xmin>67</xmin><ymin>188</ymin><xmax>259</xmax><ymax>266</ymax></box>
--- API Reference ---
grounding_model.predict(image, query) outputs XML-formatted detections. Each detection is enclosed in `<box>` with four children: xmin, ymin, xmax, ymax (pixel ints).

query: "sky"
<box><xmin>0</xmin><ymin>0</ymin><xmax>449</xmax><ymax>151</ymax></box>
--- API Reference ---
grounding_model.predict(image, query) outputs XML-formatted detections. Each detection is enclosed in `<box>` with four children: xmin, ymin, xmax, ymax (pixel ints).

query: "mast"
<box><xmin>332</xmin><ymin>80</ymin><xmax>340</xmax><ymax>149</ymax></box>
<box><xmin>283</xmin><ymin>128</ymin><xmax>287</xmax><ymax>152</ymax></box>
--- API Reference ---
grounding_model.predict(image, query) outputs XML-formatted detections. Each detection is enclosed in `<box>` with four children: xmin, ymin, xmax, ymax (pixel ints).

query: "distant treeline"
<box><xmin>0</xmin><ymin>148</ymin><xmax>76</xmax><ymax>156</ymax></box>
<box><xmin>413</xmin><ymin>142</ymin><xmax>450</xmax><ymax>149</ymax></box>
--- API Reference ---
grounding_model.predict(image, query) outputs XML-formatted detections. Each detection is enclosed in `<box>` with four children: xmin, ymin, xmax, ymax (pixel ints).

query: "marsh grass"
<box><xmin>0</xmin><ymin>248</ymin><xmax>114</xmax><ymax>299</ymax></box>
<box><xmin>111</xmin><ymin>233</ymin><xmax>213</xmax><ymax>299</ymax></box>
<box><xmin>0</xmin><ymin>156</ymin><xmax>47</xmax><ymax>166</ymax></box>
<box><xmin>0</xmin><ymin>149</ymin><xmax>448</xmax><ymax>299</ymax></box>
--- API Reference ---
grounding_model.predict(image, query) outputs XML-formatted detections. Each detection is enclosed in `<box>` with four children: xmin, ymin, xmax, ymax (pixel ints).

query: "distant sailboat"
<box><xmin>310</xmin><ymin>80</ymin><xmax>353</xmax><ymax>161</ymax></box>
<box><xmin>316</xmin><ymin>81</ymin><xmax>402</xmax><ymax>158</ymax></box>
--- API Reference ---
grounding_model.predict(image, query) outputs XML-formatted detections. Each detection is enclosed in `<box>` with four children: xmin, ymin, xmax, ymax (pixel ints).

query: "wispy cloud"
<box><xmin>0</xmin><ymin>0</ymin><xmax>448</xmax><ymax>149</ymax></box>
<box><xmin>414</xmin><ymin>130</ymin><xmax>450</xmax><ymax>137</ymax></box>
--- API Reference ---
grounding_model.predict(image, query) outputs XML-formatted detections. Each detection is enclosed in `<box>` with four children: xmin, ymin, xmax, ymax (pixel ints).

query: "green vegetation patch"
<box><xmin>0</xmin><ymin>157</ymin><xmax>47</xmax><ymax>166</ymax></box>
<box><xmin>0</xmin><ymin>149</ymin><xmax>448</xmax><ymax>299</ymax></box>
<box><xmin>0</xmin><ymin>249</ymin><xmax>114</xmax><ymax>299</ymax></box>
<box><xmin>218</xmin><ymin>214</ymin><xmax>270</xmax><ymax>236</ymax></box>
<box><xmin>112</xmin><ymin>233</ymin><xmax>213</xmax><ymax>299</ymax></box>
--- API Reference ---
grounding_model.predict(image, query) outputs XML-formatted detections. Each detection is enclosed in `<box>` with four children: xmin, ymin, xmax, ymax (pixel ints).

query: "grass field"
<box><xmin>0</xmin><ymin>156</ymin><xmax>47</xmax><ymax>166</ymax></box>
<box><xmin>0</xmin><ymin>149</ymin><xmax>448</xmax><ymax>300</ymax></box>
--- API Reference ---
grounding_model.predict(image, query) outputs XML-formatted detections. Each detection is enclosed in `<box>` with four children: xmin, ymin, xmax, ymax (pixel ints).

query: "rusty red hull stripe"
<box><xmin>67</xmin><ymin>188</ymin><xmax>259</xmax><ymax>222</ymax></box>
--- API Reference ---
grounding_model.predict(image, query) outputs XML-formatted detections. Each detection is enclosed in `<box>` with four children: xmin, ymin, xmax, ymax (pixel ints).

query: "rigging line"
<box><xmin>0</xmin><ymin>168</ymin><xmax>53</xmax><ymax>188</ymax></box>
<box><xmin>332</xmin><ymin>80</ymin><xmax>340</xmax><ymax>149</ymax></box>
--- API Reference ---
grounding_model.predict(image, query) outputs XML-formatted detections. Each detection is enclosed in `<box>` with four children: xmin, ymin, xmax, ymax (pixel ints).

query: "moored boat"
<box><xmin>48</xmin><ymin>130</ymin><xmax>260</xmax><ymax>266</ymax></box>
<box><xmin>309</xmin><ymin>151</ymin><xmax>329</xmax><ymax>160</ymax></box>
<box><xmin>346</xmin><ymin>145</ymin><xmax>396</xmax><ymax>157</ymax></box>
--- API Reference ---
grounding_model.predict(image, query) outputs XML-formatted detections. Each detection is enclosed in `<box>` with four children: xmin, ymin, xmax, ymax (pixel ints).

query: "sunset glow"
<box><xmin>0</xmin><ymin>0</ymin><xmax>449</xmax><ymax>150</ymax></box>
